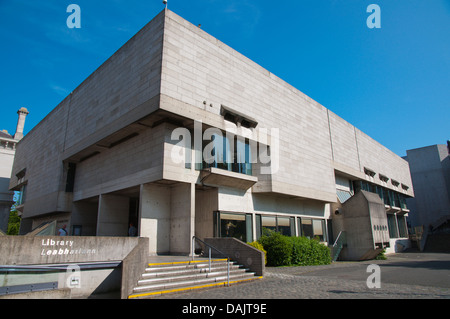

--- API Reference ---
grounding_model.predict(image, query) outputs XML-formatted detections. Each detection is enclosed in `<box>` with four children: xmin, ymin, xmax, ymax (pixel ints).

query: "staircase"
<box><xmin>128</xmin><ymin>258</ymin><xmax>261</xmax><ymax>299</ymax></box>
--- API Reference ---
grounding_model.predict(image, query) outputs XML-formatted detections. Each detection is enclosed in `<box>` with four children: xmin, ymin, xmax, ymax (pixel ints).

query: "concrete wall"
<box><xmin>195</xmin><ymin>188</ymin><xmax>218</xmax><ymax>240</ymax></box>
<box><xmin>329</xmin><ymin>110</ymin><xmax>413</xmax><ymax>196</ymax></box>
<box><xmin>159</xmin><ymin>10</ymin><xmax>336</xmax><ymax>203</ymax></box>
<box><xmin>9</xmin><ymin>103</ymin><xmax>71</xmax><ymax>220</ymax></box>
<box><xmin>0</xmin><ymin>236</ymin><xmax>140</xmax><ymax>265</ymax></box>
<box><xmin>204</xmin><ymin>237</ymin><xmax>265</xmax><ymax>276</ymax></box>
<box><xmin>406</xmin><ymin>144</ymin><xmax>450</xmax><ymax>228</ymax></box>
<box><xmin>71</xmin><ymin>200</ymin><xmax>98</xmax><ymax>236</ymax></box>
<box><xmin>159</xmin><ymin>9</ymin><xmax>413</xmax><ymax>202</ymax></box>
<box><xmin>73</xmin><ymin>124</ymin><xmax>166</xmax><ymax>202</ymax></box>
<box><xmin>9</xmin><ymin>10</ymin><xmax>166</xmax><ymax>220</ymax></box>
<box><xmin>97</xmin><ymin>194</ymin><xmax>130</xmax><ymax>237</ymax></box>
<box><xmin>0</xmin><ymin>236</ymin><xmax>148</xmax><ymax>299</ymax></box>
<box><xmin>339</xmin><ymin>191</ymin><xmax>387</xmax><ymax>260</ymax></box>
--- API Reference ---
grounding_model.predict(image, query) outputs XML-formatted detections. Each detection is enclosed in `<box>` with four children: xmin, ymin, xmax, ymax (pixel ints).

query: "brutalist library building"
<box><xmin>10</xmin><ymin>9</ymin><xmax>414</xmax><ymax>260</ymax></box>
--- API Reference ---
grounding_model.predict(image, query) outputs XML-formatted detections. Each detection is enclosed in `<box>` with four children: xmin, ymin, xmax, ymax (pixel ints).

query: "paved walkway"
<box><xmin>153</xmin><ymin>251</ymin><xmax>450</xmax><ymax>299</ymax></box>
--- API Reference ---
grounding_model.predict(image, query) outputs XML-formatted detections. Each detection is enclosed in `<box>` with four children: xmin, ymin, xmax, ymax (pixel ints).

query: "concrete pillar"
<box><xmin>140</xmin><ymin>184</ymin><xmax>171</xmax><ymax>254</ymax></box>
<box><xmin>170</xmin><ymin>183</ymin><xmax>195</xmax><ymax>255</ymax></box>
<box><xmin>97</xmin><ymin>194</ymin><xmax>130</xmax><ymax>236</ymax></box>
<box><xmin>139</xmin><ymin>183</ymin><xmax>195</xmax><ymax>255</ymax></box>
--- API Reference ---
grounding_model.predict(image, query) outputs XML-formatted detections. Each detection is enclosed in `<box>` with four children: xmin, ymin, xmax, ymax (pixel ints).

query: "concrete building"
<box><xmin>405</xmin><ymin>142</ymin><xmax>450</xmax><ymax>232</ymax></box>
<box><xmin>0</xmin><ymin>107</ymin><xmax>29</xmax><ymax>233</ymax></box>
<box><xmin>10</xmin><ymin>10</ymin><xmax>413</xmax><ymax>260</ymax></box>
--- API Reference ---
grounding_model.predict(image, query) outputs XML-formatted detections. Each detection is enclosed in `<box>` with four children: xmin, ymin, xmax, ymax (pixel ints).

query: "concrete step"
<box><xmin>145</xmin><ymin>259</ymin><xmax>230</xmax><ymax>272</ymax></box>
<box><xmin>127</xmin><ymin>258</ymin><xmax>262</xmax><ymax>299</ymax></box>
<box><xmin>135</xmin><ymin>270</ymin><xmax>256</xmax><ymax>292</ymax></box>
<box><xmin>141</xmin><ymin>264</ymin><xmax>243</xmax><ymax>279</ymax></box>
<box><xmin>138</xmin><ymin>268</ymin><xmax>250</xmax><ymax>286</ymax></box>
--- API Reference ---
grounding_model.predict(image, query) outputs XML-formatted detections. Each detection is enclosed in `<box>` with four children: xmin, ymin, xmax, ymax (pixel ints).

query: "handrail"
<box><xmin>0</xmin><ymin>261</ymin><xmax>122</xmax><ymax>273</ymax></box>
<box><xmin>332</xmin><ymin>231</ymin><xmax>346</xmax><ymax>262</ymax></box>
<box><xmin>333</xmin><ymin>231</ymin><xmax>345</xmax><ymax>247</ymax></box>
<box><xmin>192</xmin><ymin>236</ymin><xmax>230</xmax><ymax>287</ymax></box>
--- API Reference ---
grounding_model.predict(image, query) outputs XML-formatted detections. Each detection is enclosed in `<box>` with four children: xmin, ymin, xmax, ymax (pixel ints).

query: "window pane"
<box><xmin>397</xmin><ymin>215</ymin><xmax>408</xmax><ymax>238</ymax></box>
<box><xmin>387</xmin><ymin>214</ymin><xmax>398</xmax><ymax>238</ymax></box>
<box><xmin>246</xmin><ymin>214</ymin><xmax>253</xmax><ymax>242</ymax></box>
<box><xmin>301</xmin><ymin>218</ymin><xmax>313</xmax><ymax>238</ymax></box>
<box><xmin>220</xmin><ymin>213</ymin><xmax>247</xmax><ymax>242</ymax></box>
<box><xmin>313</xmin><ymin>219</ymin><xmax>325</xmax><ymax>241</ymax></box>
<box><xmin>261</xmin><ymin>216</ymin><xmax>276</xmax><ymax>236</ymax></box>
<box><xmin>278</xmin><ymin>217</ymin><xmax>291</xmax><ymax>236</ymax></box>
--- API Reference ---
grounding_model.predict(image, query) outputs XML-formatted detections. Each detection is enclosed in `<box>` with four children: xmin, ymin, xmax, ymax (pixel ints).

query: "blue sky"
<box><xmin>0</xmin><ymin>0</ymin><xmax>449</xmax><ymax>156</ymax></box>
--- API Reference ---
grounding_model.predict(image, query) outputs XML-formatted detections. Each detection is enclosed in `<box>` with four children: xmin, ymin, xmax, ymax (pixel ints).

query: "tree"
<box><xmin>7</xmin><ymin>201</ymin><xmax>21</xmax><ymax>236</ymax></box>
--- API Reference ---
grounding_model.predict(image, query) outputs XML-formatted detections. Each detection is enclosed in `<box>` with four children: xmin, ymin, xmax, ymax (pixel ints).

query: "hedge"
<box><xmin>258</xmin><ymin>232</ymin><xmax>292</xmax><ymax>266</ymax></box>
<box><xmin>258</xmin><ymin>231</ymin><xmax>331</xmax><ymax>267</ymax></box>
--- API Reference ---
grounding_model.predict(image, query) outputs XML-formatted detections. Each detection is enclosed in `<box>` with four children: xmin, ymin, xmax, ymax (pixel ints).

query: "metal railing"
<box><xmin>191</xmin><ymin>236</ymin><xmax>230</xmax><ymax>287</ymax></box>
<box><xmin>332</xmin><ymin>231</ymin><xmax>347</xmax><ymax>262</ymax></box>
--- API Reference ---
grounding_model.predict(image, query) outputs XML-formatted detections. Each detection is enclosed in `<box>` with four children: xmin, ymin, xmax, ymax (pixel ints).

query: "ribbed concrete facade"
<box><xmin>10</xmin><ymin>10</ymin><xmax>413</xmax><ymax>258</ymax></box>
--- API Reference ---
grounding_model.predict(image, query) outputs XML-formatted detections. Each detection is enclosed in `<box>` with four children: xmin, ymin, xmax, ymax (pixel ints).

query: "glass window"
<box><xmin>387</xmin><ymin>214</ymin><xmax>398</xmax><ymax>238</ymax></box>
<box><xmin>301</xmin><ymin>218</ymin><xmax>314</xmax><ymax>238</ymax></box>
<box><xmin>312</xmin><ymin>219</ymin><xmax>325</xmax><ymax>241</ymax></box>
<box><xmin>397</xmin><ymin>215</ymin><xmax>408</xmax><ymax>238</ymax></box>
<box><xmin>202</xmin><ymin>132</ymin><xmax>253</xmax><ymax>176</ymax></box>
<box><xmin>220</xmin><ymin>213</ymin><xmax>248</xmax><ymax>242</ymax></box>
<box><xmin>336</xmin><ymin>189</ymin><xmax>352</xmax><ymax>203</ymax></box>
<box><xmin>258</xmin><ymin>215</ymin><xmax>295</xmax><ymax>237</ymax></box>
<box><xmin>277</xmin><ymin>217</ymin><xmax>291</xmax><ymax>236</ymax></box>
<box><xmin>383</xmin><ymin>188</ymin><xmax>390</xmax><ymax>206</ymax></box>
<box><xmin>300</xmin><ymin>218</ymin><xmax>326</xmax><ymax>241</ymax></box>
<box><xmin>261</xmin><ymin>216</ymin><xmax>277</xmax><ymax>236</ymax></box>
<box><xmin>375</xmin><ymin>186</ymin><xmax>384</xmax><ymax>203</ymax></box>
<box><xmin>246</xmin><ymin>214</ymin><xmax>253</xmax><ymax>243</ymax></box>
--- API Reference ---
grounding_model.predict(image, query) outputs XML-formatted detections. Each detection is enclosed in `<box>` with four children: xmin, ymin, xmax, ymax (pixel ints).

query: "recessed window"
<box><xmin>364</xmin><ymin>167</ymin><xmax>376</xmax><ymax>177</ymax></box>
<box><xmin>220</xmin><ymin>105</ymin><xmax>258</xmax><ymax>128</ymax></box>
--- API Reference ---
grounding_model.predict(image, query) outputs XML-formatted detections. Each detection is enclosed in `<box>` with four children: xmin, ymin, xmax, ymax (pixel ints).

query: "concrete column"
<box><xmin>139</xmin><ymin>183</ymin><xmax>171</xmax><ymax>254</ymax></box>
<box><xmin>139</xmin><ymin>183</ymin><xmax>195</xmax><ymax>255</ymax></box>
<box><xmin>170</xmin><ymin>183</ymin><xmax>195</xmax><ymax>255</ymax></box>
<box><xmin>97</xmin><ymin>194</ymin><xmax>130</xmax><ymax>237</ymax></box>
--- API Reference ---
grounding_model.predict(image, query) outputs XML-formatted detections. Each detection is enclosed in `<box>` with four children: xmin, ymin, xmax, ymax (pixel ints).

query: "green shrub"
<box><xmin>259</xmin><ymin>232</ymin><xmax>293</xmax><ymax>266</ymax></box>
<box><xmin>375</xmin><ymin>249</ymin><xmax>387</xmax><ymax>260</ymax></box>
<box><xmin>259</xmin><ymin>232</ymin><xmax>331</xmax><ymax>267</ymax></box>
<box><xmin>247</xmin><ymin>241</ymin><xmax>267</xmax><ymax>265</ymax></box>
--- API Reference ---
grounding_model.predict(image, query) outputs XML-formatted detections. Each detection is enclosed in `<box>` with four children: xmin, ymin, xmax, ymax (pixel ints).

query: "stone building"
<box><xmin>10</xmin><ymin>10</ymin><xmax>413</xmax><ymax>259</ymax></box>
<box><xmin>405</xmin><ymin>142</ymin><xmax>450</xmax><ymax>232</ymax></box>
<box><xmin>0</xmin><ymin>107</ymin><xmax>29</xmax><ymax>232</ymax></box>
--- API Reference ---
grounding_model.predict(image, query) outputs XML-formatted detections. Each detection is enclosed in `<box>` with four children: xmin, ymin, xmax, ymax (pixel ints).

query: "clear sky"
<box><xmin>0</xmin><ymin>0</ymin><xmax>449</xmax><ymax>156</ymax></box>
